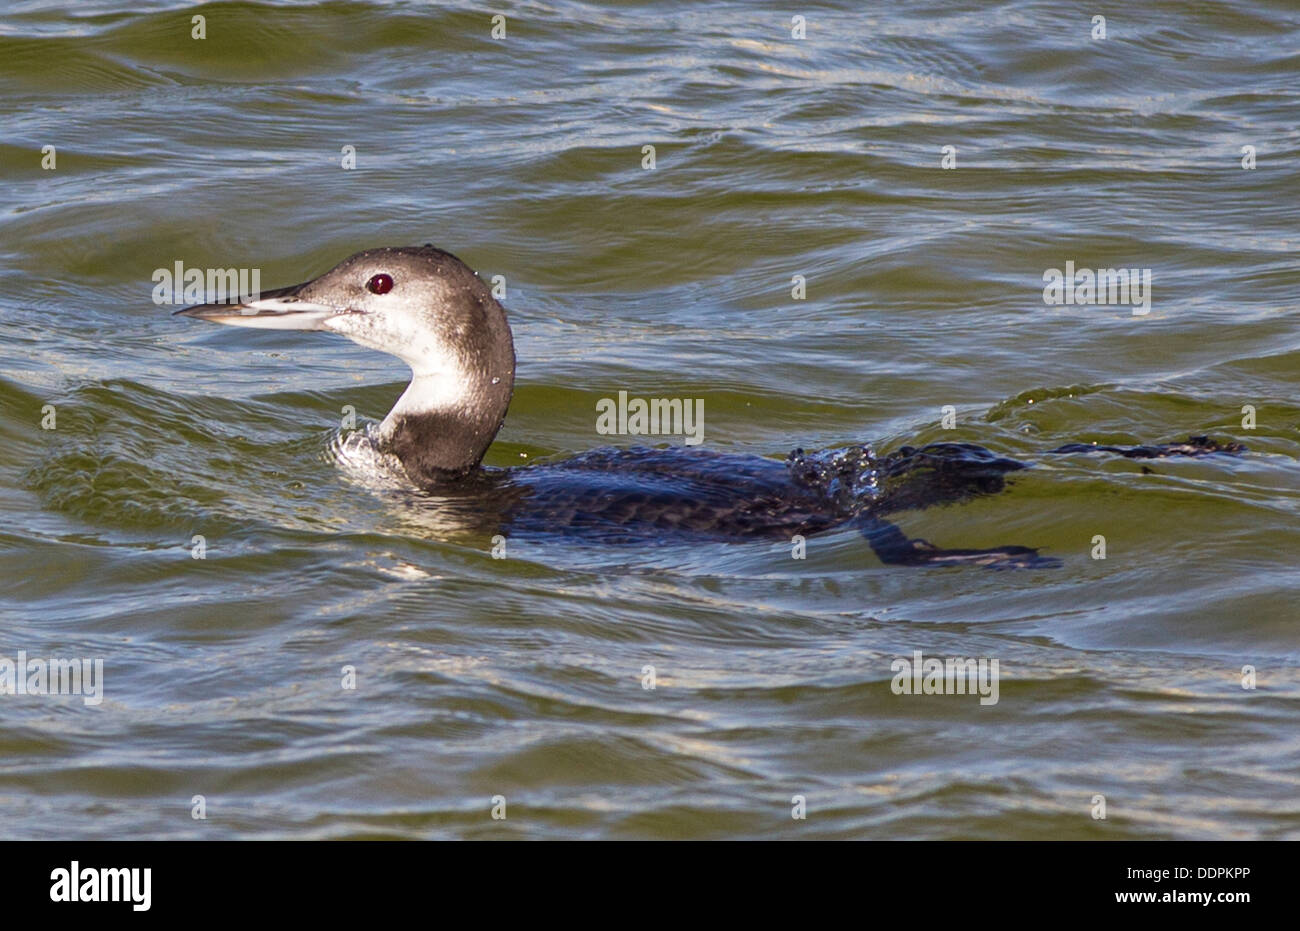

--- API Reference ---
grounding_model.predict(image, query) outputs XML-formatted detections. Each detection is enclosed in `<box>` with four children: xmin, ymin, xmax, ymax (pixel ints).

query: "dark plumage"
<box><xmin>176</xmin><ymin>246</ymin><xmax>1246</xmax><ymax>569</ymax></box>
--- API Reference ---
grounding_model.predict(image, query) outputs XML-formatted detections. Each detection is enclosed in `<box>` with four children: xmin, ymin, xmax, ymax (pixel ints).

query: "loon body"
<box><xmin>177</xmin><ymin>245</ymin><xmax>1242</xmax><ymax>568</ymax></box>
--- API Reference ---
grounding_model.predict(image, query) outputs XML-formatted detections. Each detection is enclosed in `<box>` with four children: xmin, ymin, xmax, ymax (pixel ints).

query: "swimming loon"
<box><xmin>176</xmin><ymin>245</ymin><xmax>1243</xmax><ymax>568</ymax></box>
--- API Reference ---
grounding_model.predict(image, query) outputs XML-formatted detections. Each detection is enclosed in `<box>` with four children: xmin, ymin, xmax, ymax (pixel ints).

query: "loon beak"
<box><xmin>174</xmin><ymin>283</ymin><xmax>351</xmax><ymax>331</ymax></box>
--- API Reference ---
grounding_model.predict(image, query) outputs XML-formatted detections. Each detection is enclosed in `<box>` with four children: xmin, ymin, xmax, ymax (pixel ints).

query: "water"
<box><xmin>1</xmin><ymin>0</ymin><xmax>1297</xmax><ymax>839</ymax></box>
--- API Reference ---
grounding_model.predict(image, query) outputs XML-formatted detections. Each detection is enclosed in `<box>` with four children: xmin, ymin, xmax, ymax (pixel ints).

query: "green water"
<box><xmin>0</xmin><ymin>0</ymin><xmax>1297</xmax><ymax>839</ymax></box>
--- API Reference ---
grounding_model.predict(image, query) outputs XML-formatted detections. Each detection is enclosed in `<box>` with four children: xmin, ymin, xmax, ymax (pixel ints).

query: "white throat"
<box><xmin>378</xmin><ymin>366</ymin><xmax>472</xmax><ymax>436</ymax></box>
<box><xmin>325</xmin><ymin>315</ymin><xmax>476</xmax><ymax>437</ymax></box>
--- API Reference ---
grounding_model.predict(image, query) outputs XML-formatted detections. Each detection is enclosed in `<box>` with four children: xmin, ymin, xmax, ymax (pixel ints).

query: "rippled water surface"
<box><xmin>1</xmin><ymin>0</ymin><xmax>1297</xmax><ymax>839</ymax></box>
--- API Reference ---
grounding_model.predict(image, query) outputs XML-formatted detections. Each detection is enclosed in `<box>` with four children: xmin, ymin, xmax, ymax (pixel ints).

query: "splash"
<box><xmin>328</xmin><ymin>423</ymin><xmax>411</xmax><ymax>491</ymax></box>
<box><xmin>785</xmin><ymin>444</ymin><xmax>881</xmax><ymax>515</ymax></box>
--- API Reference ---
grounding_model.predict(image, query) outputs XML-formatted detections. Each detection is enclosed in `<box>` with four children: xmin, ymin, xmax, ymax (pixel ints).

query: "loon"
<box><xmin>175</xmin><ymin>245</ymin><xmax>1243</xmax><ymax>568</ymax></box>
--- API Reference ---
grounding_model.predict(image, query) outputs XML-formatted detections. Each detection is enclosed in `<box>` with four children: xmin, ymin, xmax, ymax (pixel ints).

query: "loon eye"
<box><xmin>366</xmin><ymin>273</ymin><xmax>394</xmax><ymax>295</ymax></box>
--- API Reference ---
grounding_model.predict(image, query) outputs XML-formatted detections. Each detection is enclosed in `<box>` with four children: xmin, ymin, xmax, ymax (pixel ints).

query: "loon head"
<box><xmin>176</xmin><ymin>245</ymin><xmax>516</xmax><ymax>484</ymax></box>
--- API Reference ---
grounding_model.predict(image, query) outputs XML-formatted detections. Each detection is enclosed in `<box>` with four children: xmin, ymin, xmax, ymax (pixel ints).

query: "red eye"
<box><xmin>367</xmin><ymin>273</ymin><xmax>394</xmax><ymax>295</ymax></box>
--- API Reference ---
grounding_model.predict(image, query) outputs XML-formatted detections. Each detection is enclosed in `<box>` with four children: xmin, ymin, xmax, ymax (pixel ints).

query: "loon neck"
<box><xmin>347</xmin><ymin>250</ymin><xmax>516</xmax><ymax>486</ymax></box>
<box><xmin>376</xmin><ymin>369</ymin><xmax>514</xmax><ymax>485</ymax></box>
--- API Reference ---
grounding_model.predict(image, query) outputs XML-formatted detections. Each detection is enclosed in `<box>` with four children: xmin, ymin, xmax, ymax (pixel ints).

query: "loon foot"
<box><xmin>897</xmin><ymin>538</ymin><xmax>1061</xmax><ymax>570</ymax></box>
<box><xmin>1048</xmin><ymin>434</ymin><xmax>1246</xmax><ymax>459</ymax></box>
<box><xmin>860</xmin><ymin>519</ymin><xmax>1061</xmax><ymax>570</ymax></box>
